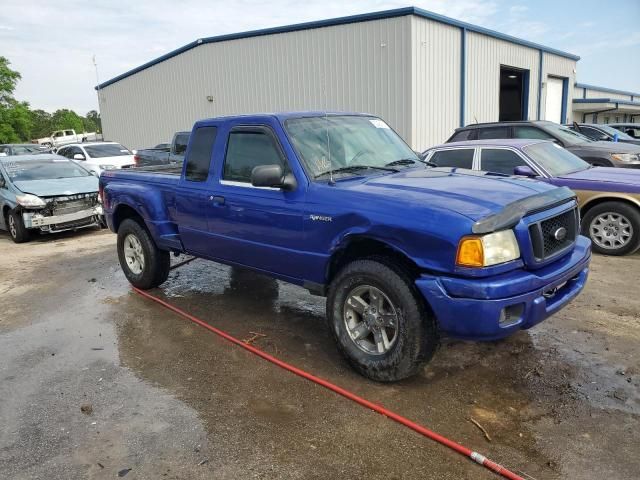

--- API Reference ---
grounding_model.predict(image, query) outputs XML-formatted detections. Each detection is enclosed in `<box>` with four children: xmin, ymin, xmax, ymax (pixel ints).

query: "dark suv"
<box><xmin>566</xmin><ymin>123</ymin><xmax>640</xmax><ymax>146</ymax></box>
<box><xmin>447</xmin><ymin>120</ymin><xmax>640</xmax><ymax>168</ymax></box>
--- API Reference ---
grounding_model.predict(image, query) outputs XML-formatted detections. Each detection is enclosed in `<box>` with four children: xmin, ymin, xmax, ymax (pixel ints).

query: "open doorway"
<box><xmin>499</xmin><ymin>66</ymin><xmax>528</xmax><ymax>121</ymax></box>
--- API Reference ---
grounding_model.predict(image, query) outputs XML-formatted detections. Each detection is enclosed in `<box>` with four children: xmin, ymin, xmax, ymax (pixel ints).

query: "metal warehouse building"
<box><xmin>97</xmin><ymin>6</ymin><xmax>582</xmax><ymax>151</ymax></box>
<box><xmin>572</xmin><ymin>83</ymin><xmax>640</xmax><ymax>124</ymax></box>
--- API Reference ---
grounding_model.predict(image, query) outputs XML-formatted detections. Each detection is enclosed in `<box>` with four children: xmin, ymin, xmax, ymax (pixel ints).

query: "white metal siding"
<box><xmin>585</xmin><ymin>89</ymin><xmax>632</xmax><ymax>101</ymax></box>
<box><xmin>464</xmin><ymin>32</ymin><xmax>540</xmax><ymax>124</ymax></box>
<box><xmin>409</xmin><ymin>16</ymin><xmax>460</xmax><ymax>150</ymax></box>
<box><xmin>99</xmin><ymin>17</ymin><xmax>412</xmax><ymax>149</ymax></box>
<box><xmin>541</xmin><ymin>53</ymin><xmax>576</xmax><ymax>123</ymax></box>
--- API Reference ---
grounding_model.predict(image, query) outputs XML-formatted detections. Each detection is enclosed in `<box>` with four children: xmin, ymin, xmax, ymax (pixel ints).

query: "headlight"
<box><xmin>15</xmin><ymin>194</ymin><xmax>46</xmax><ymax>208</ymax></box>
<box><xmin>99</xmin><ymin>164</ymin><xmax>117</xmax><ymax>170</ymax></box>
<box><xmin>456</xmin><ymin>230</ymin><xmax>520</xmax><ymax>267</ymax></box>
<box><xmin>611</xmin><ymin>153</ymin><xmax>640</xmax><ymax>163</ymax></box>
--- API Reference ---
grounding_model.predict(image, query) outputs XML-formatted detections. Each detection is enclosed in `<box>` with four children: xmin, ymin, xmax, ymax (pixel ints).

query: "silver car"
<box><xmin>0</xmin><ymin>154</ymin><xmax>103</xmax><ymax>243</ymax></box>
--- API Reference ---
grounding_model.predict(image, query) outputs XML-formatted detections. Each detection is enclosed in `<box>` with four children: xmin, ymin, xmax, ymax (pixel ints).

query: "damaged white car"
<box><xmin>0</xmin><ymin>154</ymin><xmax>103</xmax><ymax>243</ymax></box>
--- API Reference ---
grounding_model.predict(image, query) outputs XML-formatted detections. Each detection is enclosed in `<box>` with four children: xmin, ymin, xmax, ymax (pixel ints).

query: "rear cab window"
<box><xmin>184</xmin><ymin>126</ymin><xmax>217</xmax><ymax>182</ymax></box>
<box><xmin>223</xmin><ymin>127</ymin><xmax>288</xmax><ymax>183</ymax></box>
<box><xmin>429</xmin><ymin>149</ymin><xmax>475</xmax><ymax>169</ymax></box>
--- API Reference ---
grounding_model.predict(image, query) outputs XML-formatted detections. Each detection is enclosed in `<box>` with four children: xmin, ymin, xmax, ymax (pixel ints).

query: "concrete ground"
<box><xmin>0</xmin><ymin>228</ymin><xmax>638</xmax><ymax>480</ymax></box>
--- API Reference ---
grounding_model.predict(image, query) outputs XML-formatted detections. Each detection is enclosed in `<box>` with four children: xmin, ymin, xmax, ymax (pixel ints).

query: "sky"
<box><xmin>2</xmin><ymin>0</ymin><xmax>639</xmax><ymax>114</ymax></box>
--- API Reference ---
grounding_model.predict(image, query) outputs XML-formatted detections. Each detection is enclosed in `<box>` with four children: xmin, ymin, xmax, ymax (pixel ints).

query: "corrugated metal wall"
<box><xmin>409</xmin><ymin>16</ymin><xmax>460</xmax><ymax>150</ymax></box>
<box><xmin>541</xmin><ymin>53</ymin><xmax>576</xmax><ymax>122</ymax></box>
<box><xmin>585</xmin><ymin>89</ymin><xmax>632</xmax><ymax>101</ymax></box>
<box><xmin>99</xmin><ymin>17</ymin><xmax>412</xmax><ymax>150</ymax></box>
<box><xmin>464</xmin><ymin>32</ymin><xmax>540</xmax><ymax>124</ymax></box>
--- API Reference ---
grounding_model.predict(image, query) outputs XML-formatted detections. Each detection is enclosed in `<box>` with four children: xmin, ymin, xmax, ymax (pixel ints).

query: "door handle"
<box><xmin>210</xmin><ymin>195</ymin><xmax>225</xmax><ymax>205</ymax></box>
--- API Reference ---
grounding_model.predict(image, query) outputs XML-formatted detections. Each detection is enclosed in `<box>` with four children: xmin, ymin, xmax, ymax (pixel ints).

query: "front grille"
<box><xmin>49</xmin><ymin>216</ymin><xmax>97</xmax><ymax>231</ymax></box>
<box><xmin>46</xmin><ymin>193</ymin><xmax>98</xmax><ymax>216</ymax></box>
<box><xmin>529</xmin><ymin>207</ymin><xmax>579</xmax><ymax>261</ymax></box>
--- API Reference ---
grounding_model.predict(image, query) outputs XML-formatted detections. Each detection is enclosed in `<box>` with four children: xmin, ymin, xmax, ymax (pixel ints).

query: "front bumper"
<box><xmin>23</xmin><ymin>206</ymin><xmax>103</xmax><ymax>230</ymax></box>
<box><xmin>415</xmin><ymin>236</ymin><xmax>591</xmax><ymax>340</ymax></box>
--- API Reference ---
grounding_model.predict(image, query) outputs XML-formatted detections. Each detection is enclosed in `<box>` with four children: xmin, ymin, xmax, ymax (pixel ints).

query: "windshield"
<box><xmin>543</xmin><ymin>123</ymin><xmax>592</xmax><ymax>145</ymax></box>
<box><xmin>84</xmin><ymin>143</ymin><xmax>131</xmax><ymax>158</ymax></box>
<box><xmin>284</xmin><ymin>115</ymin><xmax>420</xmax><ymax>179</ymax></box>
<box><xmin>13</xmin><ymin>145</ymin><xmax>45</xmax><ymax>155</ymax></box>
<box><xmin>596</xmin><ymin>124</ymin><xmax>635</xmax><ymax>140</ymax></box>
<box><xmin>2</xmin><ymin>158</ymin><xmax>92</xmax><ymax>181</ymax></box>
<box><xmin>523</xmin><ymin>142</ymin><xmax>590</xmax><ymax>176</ymax></box>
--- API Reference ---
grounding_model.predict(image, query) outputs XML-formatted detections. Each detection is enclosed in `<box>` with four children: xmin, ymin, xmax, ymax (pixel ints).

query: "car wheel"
<box><xmin>117</xmin><ymin>218</ymin><xmax>170</xmax><ymax>289</ymax></box>
<box><xmin>582</xmin><ymin>201</ymin><xmax>640</xmax><ymax>255</ymax></box>
<box><xmin>327</xmin><ymin>258</ymin><xmax>438</xmax><ymax>382</ymax></box>
<box><xmin>7</xmin><ymin>209</ymin><xmax>30</xmax><ymax>244</ymax></box>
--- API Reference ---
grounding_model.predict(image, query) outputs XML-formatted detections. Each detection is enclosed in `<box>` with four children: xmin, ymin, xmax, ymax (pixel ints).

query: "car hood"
<box><xmin>342</xmin><ymin>167</ymin><xmax>557</xmax><ymax>222</ymax></box>
<box><xmin>556</xmin><ymin>166</ymin><xmax>640</xmax><ymax>191</ymax></box>
<box><xmin>567</xmin><ymin>141</ymin><xmax>640</xmax><ymax>154</ymax></box>
<box><xmin>13</xmin><ymin>176</ymin><xmax>99</xmax><ymax>197</ymax></box>
<box><xmin>86</xmin><ymin>155</ymin><xmax>135</xmax><ymax>167</ymax></box>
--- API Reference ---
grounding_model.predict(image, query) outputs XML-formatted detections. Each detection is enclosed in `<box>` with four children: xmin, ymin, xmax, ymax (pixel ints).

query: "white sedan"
<box><xmin>56</xmin><ymin>142</ymin><xmax>136</xmax><ymax>175</ymax></box>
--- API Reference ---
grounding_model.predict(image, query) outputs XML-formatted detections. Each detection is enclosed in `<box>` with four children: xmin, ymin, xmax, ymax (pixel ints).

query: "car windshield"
<box><xmin>523</xmin><ymin>142</ymin><xmax>591</xmax><ymax>176</ymax></box>
<box><xmin>84</xmin><ymin>143</ymin><xmax>131</xmax><ymax>158</ymax></box>
<box><xmin>596</xmin><ymin>124</ymin><xmax>635</xmax><ymax>140</ymax></box>
<box><xmin>542</xmin><ymin>123</ymin><xmax>592</xmax><ymax>145</ymax></box>
<box><xmin>13</xmin><ymin>145</ymin><xmax>45</xmax><ymax>155</ymax></box>
<box><xmin>2</xmin><ymin>158</ymin><xmax>92</xmax><ymax>181</ymax></box>
<box><xmin>284</xmin><ymin>115</ymin><xmax>420</xmax><ymax>179</ymax></box>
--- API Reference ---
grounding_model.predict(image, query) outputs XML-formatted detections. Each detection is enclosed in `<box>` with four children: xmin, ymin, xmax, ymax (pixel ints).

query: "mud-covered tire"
<box><xmin>582</xmin><ymin>201</ymin><xmax>640</xmax><ymax>256</ymax></box>
<box><xmin>326</xmin><ymin>258</ymin><xmax>438</xmax><ymax>382</ymax></box>
<box><xmin>7</xmin><ymin>209</ymin><xmax>30</xmax><ymax>244</ymax></box>
<box><xmin>117</xmin><ymin>218</ymin><xmax>170</xmax><ymax>289</ymax></box>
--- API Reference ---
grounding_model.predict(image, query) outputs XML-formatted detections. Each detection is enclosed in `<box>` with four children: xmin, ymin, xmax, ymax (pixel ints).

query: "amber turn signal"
<box><xmin>456</xmin><ymin>236</ymin><xmax>484</xmax><ymax>267</ymax></box>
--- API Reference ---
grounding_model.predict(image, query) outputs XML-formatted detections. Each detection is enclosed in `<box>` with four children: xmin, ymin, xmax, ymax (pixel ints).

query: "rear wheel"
<box><xmin>327</xmin><ymin>258</ymin><xmax>438</xmax><ymax>382</ymax></box>
<box><xmin>117</xmin><ymin>218</ymin><xmax>170</xmax><ymax>289</ymax></box>
<box><xmin>582</xmin><ymin>201</ymin><xmax>640</xmax><ymax>255</ymax></box>
<box><xmin>7</xmin><ymin>209</ymin><xmax>30</xmax><ymax>243</ymax></box>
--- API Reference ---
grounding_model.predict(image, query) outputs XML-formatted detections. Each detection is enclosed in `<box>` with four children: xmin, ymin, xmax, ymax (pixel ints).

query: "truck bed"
<box><xmin>128</xmin><ymin>164</ymin><xmax>183</xmax><ymax>175</ymax></box>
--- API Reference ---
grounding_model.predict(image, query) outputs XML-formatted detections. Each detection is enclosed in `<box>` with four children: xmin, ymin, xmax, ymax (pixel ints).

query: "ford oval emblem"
<box><xmin>553</xmin><ymin>227</ymin><xmax>567</xmax><ymax>241</ymax></box>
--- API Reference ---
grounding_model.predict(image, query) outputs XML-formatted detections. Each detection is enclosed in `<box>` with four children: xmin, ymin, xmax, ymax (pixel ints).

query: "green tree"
<box><xmin>0</xmin><ymin>57</ymin><xmax>32</xmax><ymax>142</ymax></box>
<box><xmin>84</xmin><ymin>110</ymin><xmax>101</xmax><ymax>132</ymax></box>
<box><xmin>29</xmin><ymin>109</ymin><xmax>53</xmax><ymax>139</ymax></box>
<box><xmin>51</xmin><ymin>108</ymin><xmax>84</xmax><ymax>133</ymax></box>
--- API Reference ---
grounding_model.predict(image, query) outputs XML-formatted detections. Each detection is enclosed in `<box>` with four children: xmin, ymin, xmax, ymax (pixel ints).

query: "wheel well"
<box><xmin>327</xmin><ymin>237</ymin><xmax>421</xmax><ymax>284</ymax></box>
<box><xmin>112</xmin><ymin>204</ymin><xmax>144</xmax><ymax>232</ymax></box>
<box><xmin>581</xmin><ymin>197</ymin><xmax>640</xmax><ymax>219</ymax></box>
<box><xmin>2</xmin><ymin>205</ymin><xmax>10</xmax><ymax>219</ymax></box>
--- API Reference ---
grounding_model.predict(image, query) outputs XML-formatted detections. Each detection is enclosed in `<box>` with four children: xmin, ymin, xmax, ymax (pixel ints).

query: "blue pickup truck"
<box><xmin>101</xmin><ymin>112</ymin><xmax>591</xmax><ymax>381</ymax></box>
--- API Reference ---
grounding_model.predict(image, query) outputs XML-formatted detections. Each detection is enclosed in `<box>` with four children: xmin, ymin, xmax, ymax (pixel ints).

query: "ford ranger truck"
<box><xmin>100</xmin><ymin>112</ymin><xmax>591</xmax><ymax>382</ymax></box>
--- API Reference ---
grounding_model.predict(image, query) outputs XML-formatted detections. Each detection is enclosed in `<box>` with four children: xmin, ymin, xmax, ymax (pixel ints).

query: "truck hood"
<box><xmin>556</xmin><ymin>166</ymin><xmax>640</xmax><ymax>192</ymax></box>
<box><xmin>345</xmin><ymin>167</ymin><xmax>556</xmax><ymax>222</ymax></box>
<box><xmin>13</xmin><ymin>176</ymin><xmax>99</xmax><ymax>197</ymax></box>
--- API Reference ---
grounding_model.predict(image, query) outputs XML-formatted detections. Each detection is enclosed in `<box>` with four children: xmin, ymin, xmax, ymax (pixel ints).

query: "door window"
<box><xmin>513</xmin><ymin>126</ymin><xmax>555</xmax><ymax>140</ymax></box>
<box><xmin>184</xmin><ymin>127</ymin><xmax>217</xmax><ymax>182</ymax></box>
<box><xmin>223</xmin><ymin>128</ymin><xmax>287</xmax><ymax>183</ymax></box>
<box><xmin>480</xmin><ymin>149</ymin><xmax>527</xmax><ymax>175</ymax></box>
<box><xmin>578</xmin><ymin>126</ymin><xmax>607</xmax><ymax>141</ymax></box>
<box><xmin>429</xmin><ymin>149</ymin><xmax>474</xmax><ymax>169</ymax></box>
<box><xmin>477</xmin><ymin>127</ymin><xmax>510</xmax><ymax>139</ymax></box>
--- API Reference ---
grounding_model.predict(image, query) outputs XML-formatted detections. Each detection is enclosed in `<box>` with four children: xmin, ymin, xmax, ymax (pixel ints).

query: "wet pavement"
<box><xmin>1</xmin><ymin>229</ymin><xmax>639</xmax><ymax>479</ymax></box>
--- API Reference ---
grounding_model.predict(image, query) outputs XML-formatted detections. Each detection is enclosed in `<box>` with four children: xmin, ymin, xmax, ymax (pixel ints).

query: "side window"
<box><xmin>65</xmin><ymin>130</ymin><xmax>74</xmax><ymax>136</ymax></box>
<box><xmin>429</xmin><ymin>149</ymin><xmax>474</xmax><ymax>169</ymax></box>
<box><xmin>513</xmin><ymin>126</ymin><xmax>554</xmax><ymax>140</ymax></box>
<box><xmin>449</xmin><ymin>129</ymin><xmax>475</xmax><ymax>142</ymax></box>
<box><xmin>54</xmin><ymin>131</ymin><xmax>64</xmax><ymax>138</ymax></box>
<box><xmin>185</xmin><ymin>126</ymin><xmax>217</xmax><ymax>182</ymax></box>
<box><xmin>174</xmin><ymin>134</ymin><xmax>189</xmax><ymax>155</ymax></box>
<box><xmin>480</xmin><ymin>149</ymin><xmax>527</xmax><ymax>175</ymax></box>
<box><xmin>579</xmin><ymin>127</ymin><xmax>605</xmax><ymax>141</ymax></box>
<box><xmin>477</xmin><ymin>127</ymin><xmax>510</xmax><ymax>139</ymax></box>
<box><xmin>223</xmin><ymin>128</ymin><xmax>287</xmax><ymax>183</ymax></box>
<box><xmin>57</xmin><ymin>147</ymin><xmax>69</xmax><ymax>158</ymax></box>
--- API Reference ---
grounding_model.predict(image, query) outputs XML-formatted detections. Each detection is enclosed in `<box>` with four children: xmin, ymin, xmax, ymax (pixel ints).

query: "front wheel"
<box><xmin>7</xmin><ymin>209</ymin><xmax>30</xmax><ymax>243</ymax></box>
<box><xmin>117</xmin><ymin>218</ymin><xmax>170</xmax><ymax>289</ymax></box>
<box><xmin>327</xmin><ymin>259</ymin><xmax>438</xmax><ymax>382</ymax></box>
<box><xmin>582</xmin><ymin>201</ymin><xmax>640</xmax><ymax>255</ymax></box>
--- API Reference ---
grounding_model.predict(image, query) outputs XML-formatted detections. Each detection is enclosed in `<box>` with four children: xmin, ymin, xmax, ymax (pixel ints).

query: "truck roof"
<box><xmin>196</xmin><ymin>111</ymin><xmax>374</xmax><ymax>124</ymax></box>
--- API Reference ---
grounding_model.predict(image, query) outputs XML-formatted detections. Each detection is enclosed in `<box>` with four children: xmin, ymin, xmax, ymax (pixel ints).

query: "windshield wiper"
<box><xmin>385</xmin><ymin>158</ymin><xmax>419</xmax><ymax>167</ymax></box>
<box><xmin>315</xmin><ymin>165</ymin><xmax>398</xmax><ymax>179</ymax></box>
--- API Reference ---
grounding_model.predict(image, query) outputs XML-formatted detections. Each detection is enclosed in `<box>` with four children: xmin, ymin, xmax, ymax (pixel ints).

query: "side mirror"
<box><xmin>513</xmin><ymin>165</ymin><xmax>537</xmax><ymax>177</ymax></box>
<box><xmin>73</xmin><ymin>153</ymin><xmax>85</xmax><ymax>160</ymax></box>
<box><xmin>251</xmin><ymin>164</ymin><xmax>296</xmax><ymax>190</ymax></box>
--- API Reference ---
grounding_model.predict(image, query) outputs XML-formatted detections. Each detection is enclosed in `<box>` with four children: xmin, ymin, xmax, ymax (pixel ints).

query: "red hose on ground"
<box><xmin>133</xmin><ymin>286</ymin><xmax>525</xmax><ymax>480</ymax></box>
